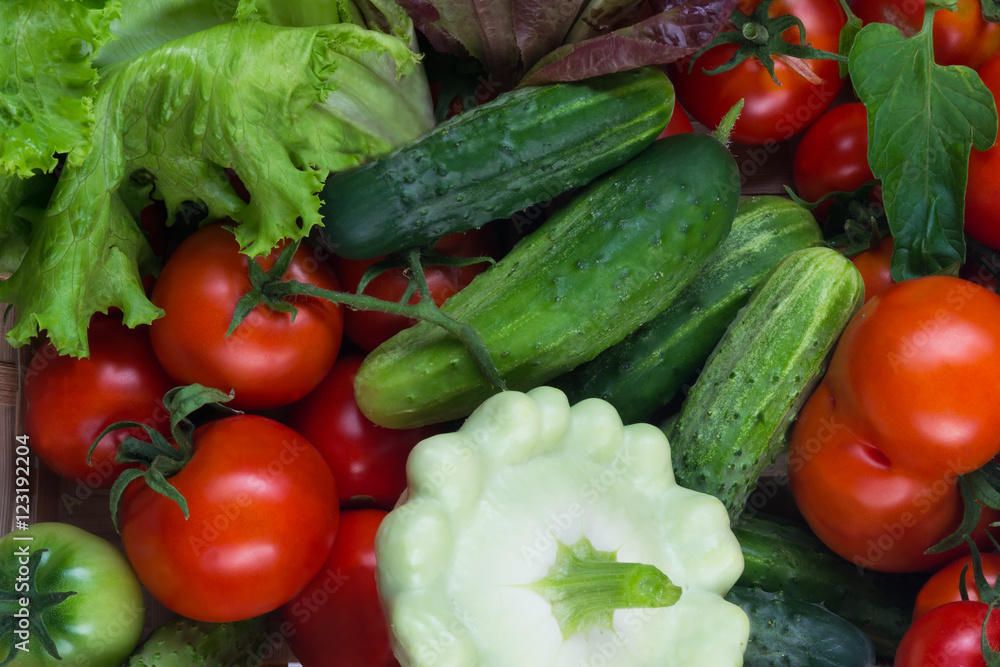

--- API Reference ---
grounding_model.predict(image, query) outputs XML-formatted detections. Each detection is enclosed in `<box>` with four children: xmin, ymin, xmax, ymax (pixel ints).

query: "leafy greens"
<box><xmin>848</xmin><ymin>0</ymin><xmax>998</xmax><ymax>280</ymax></box>
<box><xmin>0</xmin><ymin>0</ymin><xmax>435</xmax><ymax>357</ymax></box>
<box><xmin>396</xmin><ymin>0</ymin><xmax>738</xmax><ymax>89</ymax></box>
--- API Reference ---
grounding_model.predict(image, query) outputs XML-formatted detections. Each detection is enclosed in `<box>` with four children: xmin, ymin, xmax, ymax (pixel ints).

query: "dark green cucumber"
<box><xmin>317</xmin><ymin>67</ymin><xmax>674</xmax><ymax>259</ymax></box>
<box><xmin>734</xmin><ymin>512</ymin><xmax>921</xmax><ymax>659</ymax></box>
<box><xmin>553</xmin><ymin>195</ymin><xmax>823</xmax><ymax>424</ymax></box>
<box><xmin>664</xmin><ymin>246</ymin><xmax>864</xmax><ymax>521</ymax></box>
<box><xmin>354</xmin><ymin>132</ymin><xmax>740</xmax><ymax>429</ymax></box>
<box><xmin>725</xmin><ymin>586</ymin><xmax>876</xmax><ymax>667</ymax></box>
<box><xmin>126</xmin><ymin>616</ymin><xmax>268</xmax><ymax>666</ymax></box>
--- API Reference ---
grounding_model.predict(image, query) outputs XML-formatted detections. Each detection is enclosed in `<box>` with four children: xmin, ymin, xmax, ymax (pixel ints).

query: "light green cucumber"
<box><xmin>664</xmin><ymin>246</ymin><xmax>864</xmax><ymax>521</ymax></box>
<box><xmin>354</xmin><ymin>132</ymin><xmax>740</xmax><ymax>429</ymax></box>
<box><xmin>552</xmin><ymin>195</ymin><xmax>823</xmax><ymax>424</ymax></box>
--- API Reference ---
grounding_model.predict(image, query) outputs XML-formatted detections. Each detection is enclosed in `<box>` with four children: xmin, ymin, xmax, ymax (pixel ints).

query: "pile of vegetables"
<box><xmin>8</xmin><ymin>0</ymin><xmax>1000</xmax><ymax>665</ymax></box>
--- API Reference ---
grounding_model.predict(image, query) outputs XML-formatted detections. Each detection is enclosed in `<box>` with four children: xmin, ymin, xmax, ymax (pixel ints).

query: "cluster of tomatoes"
<box><xmin>668</xmin><ymin>0</ymin><xmax>1000</xmax><ymax>663</ymax></box>
<box><xmin>21</xmin><ymin>205</ymin><xmax>506</xmax><ymax>665</ymax></box>
<box><xmin>18</xmin><ymin>0</ymin><xmax>1000</xmax><ymax>663</ymax></box>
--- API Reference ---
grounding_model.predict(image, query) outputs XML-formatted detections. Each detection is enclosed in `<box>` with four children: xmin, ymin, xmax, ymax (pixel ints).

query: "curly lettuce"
<box><xmin>0</xmin><ymin>3</ymin><xmax>434</xmax><ymax>357</ymax></box>
<box><xmin>0</xmin><ymin>0</ymin><xmax>120</xmax><ymax>176</ymax></box>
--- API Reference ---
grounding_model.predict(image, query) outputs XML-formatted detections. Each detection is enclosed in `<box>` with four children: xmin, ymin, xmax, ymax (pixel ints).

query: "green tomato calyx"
<box><xmin>0</xmin><ymin>549</ymin><xmax>76</xmax><ymax>665</ymax></box>
<box><xmin>687</xmin><ymin>0</ymin><xmax>847</xmax><ymax>85</ymax></box>
<box><xmin>89</xmin><ymin>383</ymin><xmax>236</xmax><ymax>532</ymax></box>
<box><xmin>531</xmin><ymin>537</ymin><xmax>681</xmax><ymax>639</ymax></box>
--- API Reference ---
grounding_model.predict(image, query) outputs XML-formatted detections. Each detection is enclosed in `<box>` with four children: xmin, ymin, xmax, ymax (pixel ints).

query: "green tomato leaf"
<box><xmin>848</xmin><ymin>10</ymin><xmax>998</xmax><ymax>280</ymax></box>
<box><xmin>0</xmin><ymin>0</ymin><xmax>120</xmax><ymax>177</ymax></box>
<box><xmin>983</xmin><ymin>0</ymin><xmax>1000</xmax><ymax>22</ymax></box>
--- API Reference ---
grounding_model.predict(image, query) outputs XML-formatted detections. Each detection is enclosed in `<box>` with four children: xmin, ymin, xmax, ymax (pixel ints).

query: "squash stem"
<box><xmin>531</xmin><ymin>537</ymin><xmax>681</xmax><ymax>639</ymax></box>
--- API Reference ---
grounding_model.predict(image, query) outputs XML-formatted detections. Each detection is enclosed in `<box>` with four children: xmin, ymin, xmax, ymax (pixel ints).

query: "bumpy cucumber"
<box><xmin>126</xmin><ymin>616</ymin><xmax>267</xmax><ymax>666</ymax></box>
<box><xmin>734</xmin><ymin>512</ymin><xmax>920</xmax><ymax>659</ymax></box>
<box><xmin>725</xmin><ymin>585</ymin><xmax>876</xmax><ymax>667</ymax></box>
<box><xmin>317</xmin><ymin>67</ymin><xmax>675</xmax><ymax>259</ymax></box>
<box><xmin>665</xmin><ymin>246</ymin><xmax>864</xmax><ymax>520</ymax></box>
<box><xmin>354</xmin><ymin>132</ymin><xmax>740</xmax><ymax>429</ymax></box>
<box><xmin>552</xmin><ymin>195</ymin><xmax>823</xmax><ymax>424</ymax></box>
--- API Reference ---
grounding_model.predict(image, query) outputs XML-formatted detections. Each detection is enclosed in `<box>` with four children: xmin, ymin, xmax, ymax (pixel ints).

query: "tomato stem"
<box><xmin>227</xmin><ymin>241</ymin><xmax>507</xmax><ymax>390</ymax></box>
<box><xmin>90</xmin><ymin>385</ymin><xmax>236</xmax><ymax>532</ymax></box>
<box><xmin>687</xmin><ymin>0</ymin><xmax>846</xmax><ymax>85</ymax></box>
<box><xmin>742</xmin><ymin>22</ymin><xmax>769</xmax><ymax>44</ymax></box>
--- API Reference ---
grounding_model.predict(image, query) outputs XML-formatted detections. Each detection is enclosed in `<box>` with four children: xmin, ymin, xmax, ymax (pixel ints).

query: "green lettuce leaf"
<box><xmin>0</xmin><ymin>19</ymin><xmax>430</xmax><ymax>357</ymax></box>
<box><xmin>93</xmin><ymin>0</ymin><xmax>420</xmax><ymax>67</ymax></box>
<box><xmin>0</xmin><ymin>171</ymin><xmax>57</xmax><ymax>277</ymax></box>
<box><xmin>849</xmin><ymin>6</ymin><xmax>998</xmax><ymax>279</ymax></box>
<box><xmin>0</xmin><ymin>0</ymin><xmax>120</xmax><ymax>176</ymax></box>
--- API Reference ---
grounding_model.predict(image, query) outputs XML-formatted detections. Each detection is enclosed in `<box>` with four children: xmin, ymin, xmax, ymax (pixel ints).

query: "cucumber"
<box><xmin>126</xmin><ymin>616</ymin><xmax>268</xmax><ymax>666</ymax></box>
<box><xmin>734</xmin><ymin>512</ymin><xmax>921</xmax><ymax>659</ymax></box>
<box><xmin>317</xmin><ymin>67</ymin><xmax>675</xmax><ymax>259</ymax></box>
<box><xmin>664</xmin><ymin>246</ymin><xmax>864</xmax><ymax>521</ymax></box>
<box><xmin>725</xmin><ymin>585</ymin><xmax>876</xmax><ymax>667</ymax></box>
<box><xmin>354</xmin><ymin>132</ymin><xmax>740</xmax><ymax>429</ymax></box>
<box><xmin>552</xmin><ymin>195</ymin><xmax>823</xmax><ymax>424</ymax></box>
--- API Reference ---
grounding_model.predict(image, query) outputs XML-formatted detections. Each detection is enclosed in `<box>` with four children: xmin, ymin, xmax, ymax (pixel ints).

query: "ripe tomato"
<box><xmin>119</xmin><ymin>414</ymin><xmax>339</xmax><ymax>622</ymax></box>
<box><xmin>285</xmin><ymin>355</ymin><xmax>441</xmax><ymax>509</ymax></box>
<box><xmin>669</xmin><ymin>0</ymin><xmax>846</xmax><ymax>145</ymax></box>
<box><xmin>965</xmin><ymin>53</ymin><xmax>1000</xmax><ymax>251</ymax></box>
<box><xmin>657</xmin><ymin>104</ymin><xmax>695</xmax><ymax>138</ymax></box>
<box><xmin>895</xmin><ymin>601</ymin><xmax>1000</xmax><ymax>666</ymax></box>
<box><xmin>792</xmin><ymin>102</ymin><xmax>874</xmax><ymax>203</ymax></box>
<box><xmin>851</xmin><ymin>0</ymin><xmax>1000</xmax><ymax>70</ymax></box>
<box><xmin>788</xmin><ymin>276</ymin><xmax>1000</xmax><ymax>572</ymax></box>
<box><xmin>280</xmin><ymin>509</ymin><xmax>398</xmax><ymax>667</ymax></box>
<box><xmin>330</xmin><ymin>227</ymin><xmax>498</xmax><ymax>352</ymax></box>
<box><xmin>24</xmin><ymin>314</ymin><xmax>174</xmax><ymax>488</ymax></box>
<box><xmin>914</xmin><ymin>552</ymin><xmax>1000</xmax><ymax>621</ymax></box>
<box><xmin>850</xmin><ymin>234</ymin><xmax>896</xmax><ymax>302</ymax></box>
<box><xmin>150</xmin><ymin>223</ymin><xmax>343</xmax><ymax>410</ymax></box>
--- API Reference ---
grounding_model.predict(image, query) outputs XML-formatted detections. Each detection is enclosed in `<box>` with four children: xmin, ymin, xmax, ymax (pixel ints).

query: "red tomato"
<box><xmin>285</xmin><ymin>355</ymin><xmax>440</xmax><ymax>509</ymax></box>
<box><xmin>852</xmin><ymin>0</ymin><xmax>1000</xmax><ymax>70</ymax></box>
<box><xmin>851</xmin><ymin>235</ymin><xmax>896</xmax><ymax>302</ymax></box>
<box><xmin>280</xmin><ymin>509</ymin><xmax>398</xmax><ymax>667</ymax></box>
<box><xmin>331</xmin><ymin>227</ymin><xmax>497</xmax><ymax>352</ymax></box>
<box><xmin>669</xmin><ymin>0</ymin><xmax>846</xmax><ymax>145</ymax></box>
<box><xmin>965</xmin><ymin>54</ymin><xmax>1000</xmax><ymax>251</ymax></box>
<box><xmin>895</xmin><ymin>601</ymin><xmax>1000</xmax><ymax>666</ymax></box>
<box><xmin>788</xmin><ymin>276</ymin><xmax>1000</xmax><ymax>572</ymax></box>
<box><xmin>793</xmin><ymin>103</ymin><xmax>874</xmax><ymax>202</ymax></box>
<box><xmin>657</xmin><ymin>104</ymin><xmax>695</xmax><ymax>138</ymax></box>
<box><xmin>914</xmin><ymin>552</ymin><xmax>1000</xmax><ymax>621</ymax></box>
<box><xmin>24</xmin><ymin>314</ymin><xmax>174</xmax><ymax>488</ymax></box>
<box><xmin>150</xmin><ymin>223</ymin><xmax>343</xmax><ymax>410</ymax></box>
<box><xmin>119</xmin><ymin>414</ymin><xmax>338</xmax><ymax>622</ymax></box>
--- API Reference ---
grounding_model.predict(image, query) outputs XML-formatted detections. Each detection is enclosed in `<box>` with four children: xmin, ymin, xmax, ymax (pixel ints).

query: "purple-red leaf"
<box><xmin>399</xmin><ymin>0</ymin><xmax>736</xmax><ymax>89</ymax></box>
